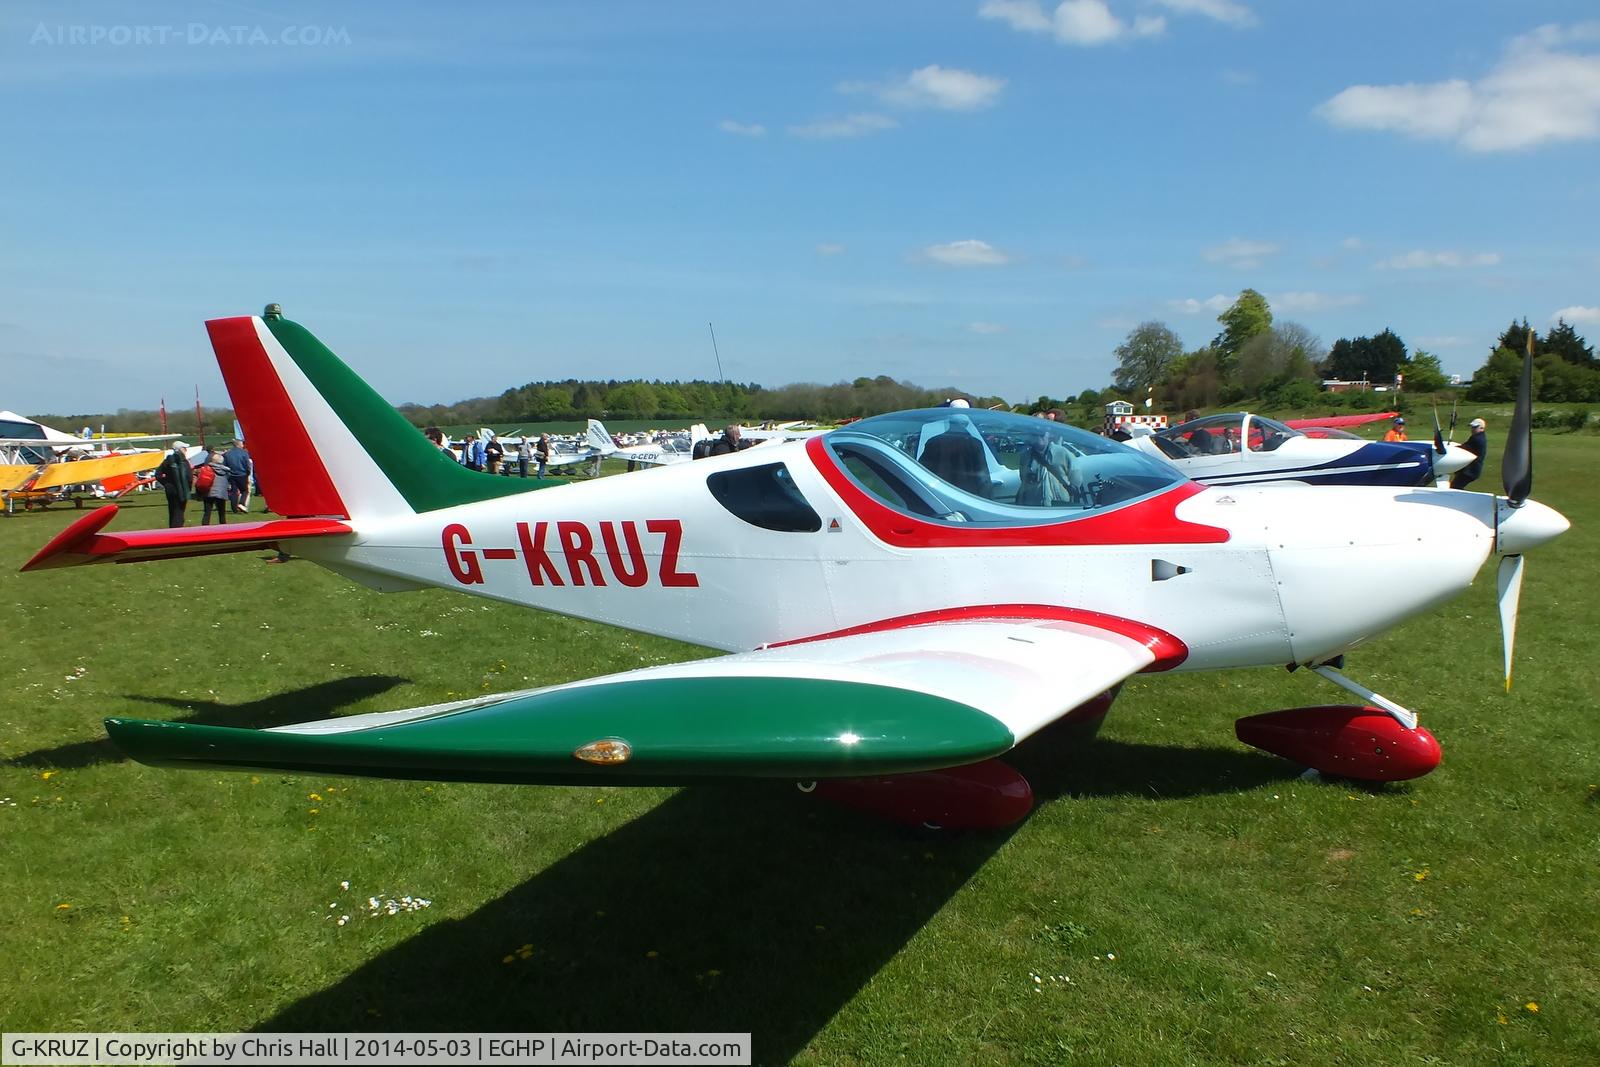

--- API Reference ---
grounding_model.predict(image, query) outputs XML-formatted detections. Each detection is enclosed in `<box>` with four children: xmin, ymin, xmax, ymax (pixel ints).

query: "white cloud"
<box><xmin>1272</xmin><ymin>291</ymin><xmax>1364</xmax><ymax>313</ymax></box>
<box><xmin>873</xmin><ymin>65</ymin><xmax>1006</xmax><ymax>111</ymax></box>
<box><xmin>1170</xmin><ymin>294</ymin><xmax>1234</xmax><ymax>314</ymax></box>
<box><xmin>717</xmin><ymin>119</ymin><xmax>766</xmax><ymax>137</ymax></box>
<box><xmin>920</xmin><ymin>239</ymin><xmax>1011</xmax><ymax>266</ymax></box>
<box><xmin>789</xmin><ymin>113</ymin><xmax>898</xmax><ymax>139</ymax></box>
<box><xmin>969</xmin><ymin>321</ymin><xmax>1009</xmax><ymax>334</ymax></box>
<box><xmin>1153</xmin><ymin>0</ymin><xmax>1256</xmax><ymax>26</ymax></box>
<box><xmin>1055</xmin><ymin>0</ymin><xmax>1130</xmax><ymax>45</ymax></box>
<box><xmin>1415</xmin><ymin>335</ymin><xmax>1471</xmax><ymax>348</ymax></box>
<box><xmin>815</xmin><ymin>243</ymin><xmax>845</xmax><ymax>256</ymax></box>
<box><xmin>1376</xmin><ymin>250</ymin><xmax>1500</xmax><ymax>270</ymax></box>
<box><xmin>1221</xmin><ymin>67</ymin><xmax>1256</xmax><ymax>85</ymax></box>
<box><xmin>1202</xmin><ymin>237</ymin><xmax>1280</xmax><ymax>269</ymax></box>
<box><xmin>1552</xmin><ymin>305</ymin><xmax>1600</xmax><ymax>323</ymax></box>
<box><xmin>979</xmin><ymin>0</ymin><xmax>1161</xmax><ymax>46</ymax></box>
<box><xmin>1340</xmin><ymin>236</ymin><xmax>1364</xmax><ymax>250</ymax></box>
<box><xmin>979</xmin><ymin>0</ymin><xmax>1053</xmax><ymax>34</ymax></box>
<box><xmin>1317</xmin><ymin>25</ymin><xmax>1600</xmax><ymax>152</ymax></box>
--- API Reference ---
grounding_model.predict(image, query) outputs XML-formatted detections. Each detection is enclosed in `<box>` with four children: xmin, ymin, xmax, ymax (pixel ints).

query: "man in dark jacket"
<box><xmin>1451</xmin><ymin>418</ymin><xmax>1488</xmax><ymax>489</ymax></box>
<box><xmin>153</xmin><ymin>442</ymin><xmax>193</xmax><ymax>528</ymax></box>
<box><xmin>707</xmin><ymin>424</ymin><xmax>753</xmax><ymax>457</ymax></box>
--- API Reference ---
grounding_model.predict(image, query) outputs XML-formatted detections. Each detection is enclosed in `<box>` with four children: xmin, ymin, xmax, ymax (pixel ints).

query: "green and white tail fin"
<box><xmin>206</xmin><ymin>311</ymin><xmax>556</xmax><ymax>519</ymax></box>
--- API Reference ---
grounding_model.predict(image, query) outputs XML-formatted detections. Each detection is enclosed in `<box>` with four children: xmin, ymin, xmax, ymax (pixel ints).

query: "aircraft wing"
<box><xmin>0</xmin><ymin>464</ymin><xmax>37</xmax><ymax>491</ymax></box>
<box><xmin>0</xmin><ymin>433</ymin><xmax>179</xmax><ymax>448</ymax></box>
<box><xmin>30</xmin><ymin>452</ymin><xmax>164</xmax><ymax>490</ymax></box>
<box><xmin>1284</xmin><ymin>412</ymin><xmax>1398</xmax><ymax>430</ymax></box>
<box><xmin>104</xmin><ymin>613</ymin><xmax>1173</xmax><ymax>784</ymax></box>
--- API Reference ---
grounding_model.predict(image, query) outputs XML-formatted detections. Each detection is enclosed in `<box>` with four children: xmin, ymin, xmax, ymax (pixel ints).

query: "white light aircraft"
<box><xmin>1127</xmin><ymin>411</ymin><xmax>1476</xmax><ymax>488</ymax></box>
<box><xmin>22</xmin><ymin>311</ymin><xmax>1569</xmax><ymax>828</ymax></box>
<box><xmin>608</xmin><ymin>424</ymin><xmax>709</xmax><ymax>467</ymax></box>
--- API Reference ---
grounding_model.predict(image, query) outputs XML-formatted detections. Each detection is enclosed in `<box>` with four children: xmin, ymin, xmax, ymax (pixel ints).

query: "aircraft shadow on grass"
<box><xmin>3</xmin><ymin>675</ymin><xmax>409</xmax><ymax>771</ymax></box>
<box><xmin>1012</xmin><ymin>730</ymin><xmax>1294</xmax><ymax>802</ymax></box>
<box><xmin>258</xmin><ymin>785</ymin><xmax>1011</xmax><ymax>1063</ymax></box>
<box><xmin>256</xmin><ymin>733</ymin><xmax>1292</xmax><ymax>1061</ymax></box>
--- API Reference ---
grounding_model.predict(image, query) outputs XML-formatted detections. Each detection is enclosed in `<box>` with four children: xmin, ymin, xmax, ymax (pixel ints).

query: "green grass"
<box><xmin>2</xmin><ymin>437</ymin><xmax>1598</xmax><ymax>1065</ymax></box>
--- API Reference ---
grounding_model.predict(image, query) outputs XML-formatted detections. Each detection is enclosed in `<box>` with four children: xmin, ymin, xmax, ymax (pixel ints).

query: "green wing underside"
<box><xmin>105</xmin><ymin>676</ymin><xmax>1016</xmax><ymax>785</ymax></box>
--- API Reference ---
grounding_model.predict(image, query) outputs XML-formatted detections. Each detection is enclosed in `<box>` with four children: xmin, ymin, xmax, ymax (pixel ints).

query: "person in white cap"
<box><xmin>1452</xmin><ymin>417</ymin><xmax>1488</xmax><ymax>489</ymax></box>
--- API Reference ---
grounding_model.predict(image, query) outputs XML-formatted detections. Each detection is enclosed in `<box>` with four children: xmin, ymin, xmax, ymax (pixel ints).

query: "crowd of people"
<box><xmin>153</xmin><ymin>437</ymin><xmax>255</xmax><ymax>528</ymax></box>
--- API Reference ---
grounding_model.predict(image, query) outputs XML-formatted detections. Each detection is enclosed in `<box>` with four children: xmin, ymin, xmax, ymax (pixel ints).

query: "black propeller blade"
<box><xmin>1432</xmin><ymin>404</ymin><xmax>1445</xmax><ymax>455</ymax></box>
<box><xmin>1501</xmin><ymin>334</ymin><xmax>1534</xmax><ymax>506</ymax></box>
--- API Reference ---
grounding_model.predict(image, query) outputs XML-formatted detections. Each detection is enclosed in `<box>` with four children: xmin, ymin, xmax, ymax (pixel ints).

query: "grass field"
<box><xmin>2</xmin><ymin>434</ymin><xmax>1597</xmax><ymax>1065</ymax></box>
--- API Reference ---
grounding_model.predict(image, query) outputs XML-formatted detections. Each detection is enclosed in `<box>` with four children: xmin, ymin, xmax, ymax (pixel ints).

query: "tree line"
<box><xmin>1105</xmin><ymin>290</ymin><xmax>1600</xmax><ymax>413</ymax></box>
<box><xmin>33</xmin><ymin>297</ymin><xmax>1597</xmax><ymax>433</ymax></box>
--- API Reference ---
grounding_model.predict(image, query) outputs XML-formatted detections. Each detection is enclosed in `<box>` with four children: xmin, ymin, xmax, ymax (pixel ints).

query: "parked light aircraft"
<box><xmin>464</xmin><ymin>422</ymin><xmax>615</xmax><ymax>475</ymax></box>
<box><xmin>22</xmin><ymin>311</ymin><xmax>1568</xmax><ymax>828</ymax></box>
<box><xmin>1</xmin><ymin>411</ymin><xmax>181</xmax><ymax>512</ymax></box>
<box><xmin>607</xmin><ymin>424</ymin><xmax>709</xmax><ymax>468</ymax></box>
<box><xmin>1126</xmin><ymin>411</ymin><xmax>1475</xmax><ymax>488</ymax></box>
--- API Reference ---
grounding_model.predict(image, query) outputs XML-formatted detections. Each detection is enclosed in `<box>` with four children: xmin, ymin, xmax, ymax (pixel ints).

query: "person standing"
<box><xmin>516</xmin><ymin>435</ymin><xmax>533</xmax><ymax>478</ymax></box>
<box><xmin>1451</xmin><ymin>417</ymin><xmax>1488</xmax><ymax>490</ymax></box>
<box><xmin>199</xmin><ymin>451</ymin><xmax>231</xmax><ymax>524</ymax></box>
<box><xmin>484</xmin><ymin>433</ymin><xmax>504</xmax><ymax>475</ymax></box>
<box><xmin>1383</xmin><ymin>417</ymin><xmax>1408</xmax><ymax>442</ymax></box>
<box><xmin>222</xmin><ymin>438</ymin><xmax>253</xmax><ymax>513</ymax></box>
<box><xmin>536</xmin><ymin>433</ymin><xmax>551</xmax><ymax>477</ymax></box>
<box><xmin>153</xmin><ymin>441</ymin><xmax>193</xmax><ymax>528</ymax></box>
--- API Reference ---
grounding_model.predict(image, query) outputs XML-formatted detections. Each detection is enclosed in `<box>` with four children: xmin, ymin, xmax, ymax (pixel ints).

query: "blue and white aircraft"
<box><xmin>1127</xmin><ymin>412</ymin><xmax>1476</xmax><ymax>488</ymax></box>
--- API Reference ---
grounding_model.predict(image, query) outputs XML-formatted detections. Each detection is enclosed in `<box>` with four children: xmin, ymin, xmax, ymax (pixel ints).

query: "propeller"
<box><xmin>1495</xmin><ymin>333</ymin><xmax>1536</xmax><ymax>691</ymax></box>
<box><xmin>1431</xmin><ymin>403</ymin><xmax>1446</xmax><ymax>456</ymax></box>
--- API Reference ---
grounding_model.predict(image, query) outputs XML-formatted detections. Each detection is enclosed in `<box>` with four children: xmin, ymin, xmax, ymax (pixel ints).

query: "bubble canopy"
<box><xmin>821</xmin><ymin>408</ymin><xmax>1187</xmax><ymax>526</ymax></box>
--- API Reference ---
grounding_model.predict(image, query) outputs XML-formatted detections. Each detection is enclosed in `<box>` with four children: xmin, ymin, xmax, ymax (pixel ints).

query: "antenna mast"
<box><xmin>707</xmin><ymin>322</ymin><xmax>726</xmax><ymax>383</ymax></box>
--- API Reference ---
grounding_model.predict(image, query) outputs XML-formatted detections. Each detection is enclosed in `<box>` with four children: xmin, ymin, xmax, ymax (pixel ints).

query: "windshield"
<box><xmin>1157</xmin><ymin>412</ymin><xmax>1304</xmax><ymax>456</ymax></box>
<box><xmin>822</xmin><ymin>408</ymin><xmax>1186</xmax><ymax>525</ymax></box>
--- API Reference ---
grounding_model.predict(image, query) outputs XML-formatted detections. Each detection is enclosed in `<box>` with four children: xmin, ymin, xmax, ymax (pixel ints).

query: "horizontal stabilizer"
<box><xmin>20</xmin><ymin>504</ymin><xmax>351</xmax><ymax>571</ymax></box>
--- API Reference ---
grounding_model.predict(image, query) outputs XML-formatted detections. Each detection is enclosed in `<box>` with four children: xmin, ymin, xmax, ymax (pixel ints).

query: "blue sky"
<box><xmin>3</xmin><ymin>0</ymin><xmax>1599</xmax><ymax>413</ymax></box>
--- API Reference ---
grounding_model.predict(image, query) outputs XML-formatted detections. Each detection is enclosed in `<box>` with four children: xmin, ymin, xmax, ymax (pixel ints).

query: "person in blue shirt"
<box><xmin>222</xmin><ymin>439</ymin><xmax>253</xmax><ymax>513</ymax></box>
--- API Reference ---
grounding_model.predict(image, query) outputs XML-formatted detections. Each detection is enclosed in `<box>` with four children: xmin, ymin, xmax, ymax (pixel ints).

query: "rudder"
<box><xmin>207</xmin><ymin>311</ymin><xmax>558</xmax><ymax>518</ymax></box>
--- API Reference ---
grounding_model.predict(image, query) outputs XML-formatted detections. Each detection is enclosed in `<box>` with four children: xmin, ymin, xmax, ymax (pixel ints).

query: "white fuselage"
<box><xmin>292</xmin><ymin>439</ymin><xmax>1513</xmax><ymax>675</ymax></box>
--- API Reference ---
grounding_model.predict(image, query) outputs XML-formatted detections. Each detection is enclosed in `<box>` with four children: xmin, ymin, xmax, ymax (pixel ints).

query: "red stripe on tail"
<box><xmin>206</xmin><ymin>317</ymin><xmax>347</xmax><ymax>518</ymax></box>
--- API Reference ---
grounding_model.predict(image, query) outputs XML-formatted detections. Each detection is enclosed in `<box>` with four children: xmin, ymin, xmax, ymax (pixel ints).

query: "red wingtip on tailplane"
<box><xmin>205</xmin><ymin>316</ymin><xmax>347</xmax><ymax>519</ymax></box>
<box><xmin>20</xmin><ymin>504</ymin><xmax>352</xmax><ymax>572</ymax></box>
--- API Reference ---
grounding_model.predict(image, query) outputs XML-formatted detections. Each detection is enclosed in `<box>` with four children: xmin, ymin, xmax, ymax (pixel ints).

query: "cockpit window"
<box><xmin>1156</xmin><ymin>412</ymin><xmax>1303</xmax><ymax>456</ymax></box>
<box><xmin>822</xmin><ymin>408</ymin><xmax>1186</xmax><ymax>526</ymax></box>
<box><xmin>707</xmin><ymin>462</ymin><xmax>822</xmax><ymax>532</ymax></box>
<box><xmin>1245</xmin><ymin>414</ymin><xmax>1300</xmax><ymax>452</ymax></box>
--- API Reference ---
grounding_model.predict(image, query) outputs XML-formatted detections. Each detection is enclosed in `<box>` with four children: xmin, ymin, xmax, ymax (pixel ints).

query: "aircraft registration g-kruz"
<box><xmin>22</xmin><ymin>308</ymin><xmax>1570</xmax><ymax>828</ymax></box>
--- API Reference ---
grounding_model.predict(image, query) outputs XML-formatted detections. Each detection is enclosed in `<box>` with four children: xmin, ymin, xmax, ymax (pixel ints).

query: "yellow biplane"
<box><xmin>0</xmin><ymin>411</ymin><xmax>179</xmax><ymax>514</ymax></box>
